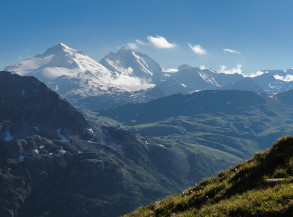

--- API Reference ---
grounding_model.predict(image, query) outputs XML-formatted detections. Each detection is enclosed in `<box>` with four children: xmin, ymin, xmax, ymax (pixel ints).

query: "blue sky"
<box><xmin>1</xmin><ymin>0</ymin><xmax>293</xmax><ymax>74</ymax></box>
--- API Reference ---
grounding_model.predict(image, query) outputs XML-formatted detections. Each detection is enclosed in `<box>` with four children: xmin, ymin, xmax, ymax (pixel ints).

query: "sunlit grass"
<box><xmin>125</xmin><ymin>135</ymin><xmax>293</xmax><ymax>217</ymax></box>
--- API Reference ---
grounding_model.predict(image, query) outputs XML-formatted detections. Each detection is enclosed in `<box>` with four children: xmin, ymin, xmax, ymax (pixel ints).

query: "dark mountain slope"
<box><xmin>276</xmin><ymin>89</ymin><xmax>293</xmax><ymax>105</ymax></box>
<box><xmin>126</xmin><ymin>135</ymin><xmax>293</xmax><ymax>217</ymax></box>
<box><xmin>221</xmin><ymin>77</ymin><xmax>264</xmax><ymax>93</ymax></box>
<box><xmin>0</xmin><ymin>71</ymin><xmax>97</xmax><ymax>142</ymax></box>
<box><xmin>98</xmin><ymin>90</ymin><xmax>270</xmax><ymax>124</ymax></box>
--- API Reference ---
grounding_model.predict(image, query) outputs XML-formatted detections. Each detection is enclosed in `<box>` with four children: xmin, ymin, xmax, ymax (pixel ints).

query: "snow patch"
<box><xmin>34</xmin><ymin>149</ymin><xmax>39</xmax><ymax>154</ymax></box>
<box><xmin>34</xmin><ymin>126</ymin><xmax>39</xmax><ymax>132</ymax></box>
<box><xmin>59</xmin><ymin>145</ymin><xmax>66</xmax><ymax>154</ymax></box>
<box><xmin>199</xmin><ymin>65</ymin><xmax>206</xmax><ymax>70</ymax></box>
<box><xmin>163</xmin><ymin>68</ymin><xmax>178</xmax><ymax>73</ymax></box>
<box><xmin>180</xmin><ymin>83</ymin><xmax>187</xmax><ymax>88</ymax></box>
<box><xmin>87</xmin><ymin>138</ymin><xmax>95</xmax><ymax>143</ymax></box>
<box><xmin>198</xmin><ymin>71</ymin><xmax>220</xmax><ymax>86</ymax></box>
<box><xmin>131</xmin><ymin>51</ymin><xmax>153</xmax><ymax>75</ymax></box>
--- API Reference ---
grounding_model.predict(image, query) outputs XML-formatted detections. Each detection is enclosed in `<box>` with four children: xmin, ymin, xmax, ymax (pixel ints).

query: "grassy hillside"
<box><xmin>125</xmin><ymin>135</ymin><xmax>293</xmax><ymax>217</ymax></box>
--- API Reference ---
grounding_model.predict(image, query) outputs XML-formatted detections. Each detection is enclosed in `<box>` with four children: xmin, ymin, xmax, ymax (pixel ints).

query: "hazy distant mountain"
<box><xmin>250</xmin><ymin>70</ymin><xmax>293</xmax><ymax>94</ymax></box>
<box><xmin>151</xmin><ymin>66</ymin><xmax>245</xmax><ymax>96</ymax></box>
<box><xmin>167</xmin><ymin>67</ymin><xmax>219</xmax><ymax>90</ymax></box>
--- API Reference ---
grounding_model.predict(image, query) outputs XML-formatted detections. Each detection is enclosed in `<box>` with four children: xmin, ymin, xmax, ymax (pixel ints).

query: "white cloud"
<box><xmin>112</xmin><ymin>74</ymin><xmax>154</xmax><ymax>91</ymax></box>
<box><xmin>135</xmin><ymin>39</ymin><xmax>147</xmax><ymax>46</ymax></box>
<box><xmin>248</xmin><ymin>70</ymin><xmax>266</xmax><ymax>78</ymax></box>
<box><xmin>125</xmin><ymin>36</ymin><xmax>175</xmax><ymax>50</ymax></box>
<box><xmin>274</xmin><ymin>74</ymin><xmax>293</xmax><ymax>82</ymax></box>
<box><xmin>125</xmin><ymin>43</ymin><xmax>138</xmax><ymax>50</ymax></box>
<box><xmin>224</xmin><ymin>48</ymin><xmax>240</xmax><ymax>54</ymax></box>
<box><xmin>109</xmin><ymin>66</ymin><xmax>154</xmax><ymax>91</ymax></box>
<box><xmin>188</xmin><ymin>43</ymin><xmax>206</xmax><ymax>55</ymax></box>
<box><xmin>219</xmin><ymin>64</ymin><xmax>243</xmax><ymax>75</ymax></box>
<box><xmin>146</xmin><ymin>35</ymin><xmax>176</xmax><ymax>49</ymax></box>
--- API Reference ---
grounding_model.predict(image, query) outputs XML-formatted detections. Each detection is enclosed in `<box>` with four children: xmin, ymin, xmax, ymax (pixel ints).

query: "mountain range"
<box><xmin>5</xmin><ymin>43</ymin><xmax>293</xmax><ymax>110</ymax></box>
<box><xmin>0</xmin><ymin>71</ymin><xmax>232</xmax><ymax>217</ymax></box>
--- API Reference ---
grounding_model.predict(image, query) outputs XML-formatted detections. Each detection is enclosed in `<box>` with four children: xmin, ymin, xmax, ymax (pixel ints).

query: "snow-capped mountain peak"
<box><xmin>100</xmin><ymin>47</ymin><xmax>164</xmax><ymax>83</ymax></box>
<box><xmin>41</xmin><ymin>43</ymin><xmax>76</xmax><ymax>55</ymax></box>
<box><xmin>5</xmin><ymin>43</ymin><xmax>113</xmax><ymax>82</ymax></box>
